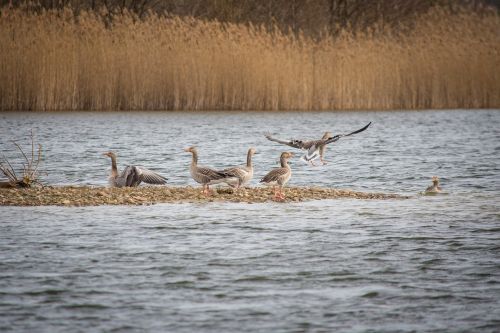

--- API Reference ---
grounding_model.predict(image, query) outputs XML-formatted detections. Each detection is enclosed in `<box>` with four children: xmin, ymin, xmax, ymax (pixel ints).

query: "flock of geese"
<box><xmin>103</xmin><ymin>122</ymin><xmax>372</xmax><ymax>200</ymax></box>
<box><xmin>103</xmin><ymin>121</ymin><xmax>442</xmax><ymax>199</ymax></box>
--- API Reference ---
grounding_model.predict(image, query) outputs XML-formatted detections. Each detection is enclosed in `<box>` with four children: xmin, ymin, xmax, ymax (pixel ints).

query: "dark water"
<box><xmin>1</xmin><ymin>110</ymin><xmax>499</xmax><ymax>332</ymax></box>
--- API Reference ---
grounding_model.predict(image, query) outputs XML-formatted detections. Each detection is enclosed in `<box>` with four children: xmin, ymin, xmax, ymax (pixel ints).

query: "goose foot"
<box><xmin>273</xmin><ymin>188</ymin><xmax>286</xmax><ymax>201</ymax></box>
<box><xmin>202</xmin><ymin>185</ymin><xmax>213</xmax><ymax>196</ymax></box>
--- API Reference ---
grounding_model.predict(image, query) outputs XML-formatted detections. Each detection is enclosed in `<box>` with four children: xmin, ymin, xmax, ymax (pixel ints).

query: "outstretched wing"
<box><xmin>119</xmin><ymin>165</ymin><xmax>141</xmax><ymax>187</ymax></box>
<box><xmin>136</xmin><ymin>166</ymin><xmax>168</xmax><ymax>185</ymax></box>
<box><xmin>264</xmin><ymin>132</ymin><xmax>308</xmax><ymax>150</ymax></box>
<box><xmin>300</xmin><ymin>122</ymin><xmax>372</xmax><ymax>163</ymax></box>
<box><xmin>324</xmin><ymin>122</ymin><xmax>372</xmax><ymax>145</ymax></box>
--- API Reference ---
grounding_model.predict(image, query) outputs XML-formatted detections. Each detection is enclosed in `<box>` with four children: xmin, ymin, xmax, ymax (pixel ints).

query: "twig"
<box><xmin>13</xmin><ymin>141</ymin><xmax>30</xmax><ymax>169</ymax></box>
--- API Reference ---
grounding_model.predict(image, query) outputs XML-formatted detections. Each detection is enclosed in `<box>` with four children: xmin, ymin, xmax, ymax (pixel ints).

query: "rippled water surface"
<box><xmin>1</xmin><ymin>110</ymin><xmax>499</xmax><ymax>332</ymax></box>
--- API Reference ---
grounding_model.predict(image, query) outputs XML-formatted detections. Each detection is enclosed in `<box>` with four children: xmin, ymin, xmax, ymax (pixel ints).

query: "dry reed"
<box><xmin>0</xmin><ymin>6</ymin><xmax>498</xmax><ymax>111</ymax></box>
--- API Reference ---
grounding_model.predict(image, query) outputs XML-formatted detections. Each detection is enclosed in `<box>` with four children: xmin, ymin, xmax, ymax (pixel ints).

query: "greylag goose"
<box><xmin>103</xmin><ymin>151</ymin><xmax>167</xmax><ymax>187</ymax></box>
<box><xmin>264</xmin><ymin>122</ymin><xmax>371</xmax><ymax>165</ymax></box>
<box><xmin>184</xmin><ymin>146</ymin><xmax>237</xmax><ymax>195</ymax></box>
<box><xmin>222</xmin><ymin>148</ymin><xmax>256</xmax><ymax>190</ymax></box>
<box><xmin>260</xmin><ymin>152</ymin><xmax>294</xmax><ymax>200</ymax></box>
<box><xmin>425</xmin><ymin>176</ymin><xmax>442</xmax><ymax>193</ymax></box>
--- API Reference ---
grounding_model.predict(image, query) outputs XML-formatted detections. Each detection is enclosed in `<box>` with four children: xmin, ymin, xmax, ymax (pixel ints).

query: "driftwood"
<box><xmin>0</xmin><ymin>130</ymin><xmax>43</xmax><ymax>188</ymax></box>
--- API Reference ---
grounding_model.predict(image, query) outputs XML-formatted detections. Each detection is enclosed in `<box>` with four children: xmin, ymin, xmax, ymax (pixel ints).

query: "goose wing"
<box><xmin>195</xmin><ymin>166</ymin><xmax>231</xmax><ymax>184</ymax></box>
<box><xmin>300</xmin><ymin>122</ymin><xmax>372</xmax><ymax>162</ymax></box>
<box><xmin>324</xmin><ymin>122</ymin><xmax>372</xmax><ymax>145</ymax></box>
<box><xmin>260</xmin><ymin>167</ymin><xmax>288</xmax><ymax>183</ymax></box>
<box><xmin>264</xmin><ymin>132</ymin><xmax>311</xmax><ymax>150</ymax></box>
<box><xmin>118</xmin><ymin>166</ymin><xmax>141</xmax><ymax>187</ymax></box>
<box><xmin>223</xmin><ymin>166</ymin><xmax>249</xmax><ymax>180</ymax></box>
<box><xmin>135</xmin><ymin>166</ymin><xmax>168</xmax><ymax>185</ymax></box>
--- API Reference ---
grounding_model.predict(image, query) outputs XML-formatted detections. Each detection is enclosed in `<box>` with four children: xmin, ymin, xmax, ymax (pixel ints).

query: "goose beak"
<box><xmin>184</xmin><ymin>148</ymin><xmax>190</xmax><ymax>152</ymax></box>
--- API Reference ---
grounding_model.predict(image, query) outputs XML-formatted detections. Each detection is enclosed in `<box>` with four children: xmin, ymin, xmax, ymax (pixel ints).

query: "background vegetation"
<box><xmin>0</xmin><ymin>1</ymin><xmax>499</xmax><ymax>110</ymax></box>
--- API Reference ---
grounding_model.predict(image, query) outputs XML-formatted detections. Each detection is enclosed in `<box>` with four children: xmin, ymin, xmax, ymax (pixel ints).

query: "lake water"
<box><xmin>1</xmin><ymin>110</ymin><xmax>499</xmax><ymax>332</ymax></box>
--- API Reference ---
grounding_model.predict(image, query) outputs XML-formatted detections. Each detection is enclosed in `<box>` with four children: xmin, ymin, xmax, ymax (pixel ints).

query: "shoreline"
<box><xmin>0</xmin><ymin>186</ymin><xmax>409</xmax><ymax>206</ymax></box>
<box><xmin>0</xmin><ymin>108</ymin><xmax>498</xmax><ymax>113</ymax></box>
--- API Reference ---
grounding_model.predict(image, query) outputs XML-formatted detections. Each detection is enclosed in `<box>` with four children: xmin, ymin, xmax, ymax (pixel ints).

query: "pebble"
<box><xmin>0</xmin><ymin>186</ymin><xmax>409</xmax><ymax>206</ymax></box>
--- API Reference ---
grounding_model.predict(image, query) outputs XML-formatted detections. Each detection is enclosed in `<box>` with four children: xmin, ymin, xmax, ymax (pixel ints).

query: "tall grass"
<box><xmin>0</xmin><ymin>6</ymin><xmax>498</xmax><ymax>111</ymax></box>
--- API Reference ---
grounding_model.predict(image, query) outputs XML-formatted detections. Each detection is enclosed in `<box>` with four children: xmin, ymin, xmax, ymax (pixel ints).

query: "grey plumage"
<box><xmin>185</xmin><ymin>146</ymin><xmax>237</xmax><ymax>194</ymax></box>
<box><xmin>222</xmin><ymin>148</ymin><xmax>256</xmax><ymax>188</ymax></box>
<box><xmin>260</xmin><ymin>152</ymin><xmax>294</xmax><ymax>200</ymax></box>
<box><xmin>103</xmin><ymin>151</ymin><xmax>167</xmax><ymax>188</ymax></box>
<box><xmin>265</xmin><ymin>122</ymin><xmax>371</xmax><ymax>164</ymax></box>
<box><xmin>260</xmin><ymin>166</ymin><xmax>290</xmax><ymax>185</ymax></box>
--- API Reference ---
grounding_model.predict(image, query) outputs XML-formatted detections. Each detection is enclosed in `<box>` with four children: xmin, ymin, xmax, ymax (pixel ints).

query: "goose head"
<box><xmin>184</xmin><ymin>146</ymin><xmax>197</xmax><ymax>154</ymax></box>
<box><xmin>102</xmin><ymin>151</ymin><xmax>116</xmax><ymax>159</ymax></box>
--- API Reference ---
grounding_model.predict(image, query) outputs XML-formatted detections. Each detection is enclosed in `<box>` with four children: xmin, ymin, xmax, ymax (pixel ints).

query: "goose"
<box><xmin>264</xmin><ymin>122</ymin><xmax>371</xmax><ymax>165</ymax></box>
<box><xmin>222</xmin><ymin>148</ymin><xmax>256</xmax><ymax>190</ymax></box>
<box><xmin>425</xmin><ymin>176</ymin><xmax>442</xmax><ymax>193</ymax></box>
<box><xmin>103</xmin><ymin>151</ymin><xmax>167</xmax><ymax>187</ymax></box>
<box><xmin>260</xmin><ymin>152</ymin><xmax>294</xmax><ymax>200</ymax></box>
<box><xmin>184</xmin><ymin>146</ymin><xmax>237</xmax><ymax>195</ymax></box>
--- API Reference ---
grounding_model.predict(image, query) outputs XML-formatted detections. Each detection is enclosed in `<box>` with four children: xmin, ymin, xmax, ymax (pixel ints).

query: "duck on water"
<box><xmin>425</xmin><ymin>176</ymin><xmax>443</xmax><ymax>194</ymax></box>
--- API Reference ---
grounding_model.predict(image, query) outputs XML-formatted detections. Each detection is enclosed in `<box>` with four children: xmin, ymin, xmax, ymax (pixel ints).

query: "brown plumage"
<box><xmin>425</xmin><ymin>176</ymin><xmax>443</xmax><ymax>193</ymax></box>
<box><xmin>184</xmin><ymin>146</ymin><xmax>237</xmax><ymax>195</ymax></box>
<box><xmin>260</xmin><ymin>152</ymin><xmax>294</xmax><ymax>200</ymax></box>
<box><xmin>264</xmin><ymin>122</ymin><xmax>371</xmax><ymax>165</ymax></box>
<box><xmin>222</xmin><ymin>148</ymin><xmax>256</xmax><ymax>190</ymax></box>
<box><xmin>103</xmin><ymin>151</ymin><xmax>167</xmax><ymax>188</ymax></box>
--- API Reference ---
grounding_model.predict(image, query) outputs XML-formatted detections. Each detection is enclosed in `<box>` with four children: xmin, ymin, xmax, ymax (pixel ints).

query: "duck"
<box><xmin>264</xmin><ymin>122</ymin><xmax>371</xmax><ymax>166</ymax></box>
<box><xmin>222</xmin><ymin>148</ymin><xmax>256</xmax><ymax>190</ymax></box>
<box><xmin>184</xmin><ymin>146</ymin><xmax>237</xmax><ymax>195</ymax></box>
<box><xmin>425</xmin><ymin>176</ymin><xmax>442</xmax><ymax>193</ymax></box>
<box><xmin>103</xmin><ymin>151</ymin><xmax>167</xmax><ymax>187</ymax></box>
<box><xmin>260</xmin><ymin>152</ymin><xmax>294</xmax><ymax>201</ymax></box>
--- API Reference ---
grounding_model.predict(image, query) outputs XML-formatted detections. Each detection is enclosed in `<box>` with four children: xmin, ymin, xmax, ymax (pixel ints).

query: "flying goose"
<box><xmin>425</xmin><ymin>176</ymin><xmax>442</xmax><ymax>193</ymax></box>
<box><xmin>260</xmin><ymin>152</ymin><xmax>294</xmax><ymax>201</ymax></box>
<box><xmin>103</xmin><ymin>151</ymin><xmax>167</xmax><ymax>187</ymax></box>
<box><xmin>222</xmin><ymin>148</ymin><xmax>256</xmax><ymax>190</ymax></box>
<box><xmin>264</xmin><ymin>122</ymin><xmax>371</xmax><ymax>165</ymax></box>
<box><xmin>184</xmin><ymin>146</ymin><xmax>237</xmax><ymax>195</ymax></box>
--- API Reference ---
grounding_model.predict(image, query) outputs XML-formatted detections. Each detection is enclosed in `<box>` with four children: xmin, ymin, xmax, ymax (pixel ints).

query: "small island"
<box><xmin>0</xmin><ymin>186</ymin><xmax>408</xmax><ymax>206</ymax></box>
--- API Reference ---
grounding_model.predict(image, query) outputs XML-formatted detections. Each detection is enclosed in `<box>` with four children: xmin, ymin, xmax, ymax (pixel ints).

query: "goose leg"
<box><xmin>273</xmin><ymin>186</ymin><xmax>285</xmax><ymax>201</ymax></box>
<box><xmin>272</xmin><ymin>186</ymin><xmax>280</xmax><ymax>200</ymax></box>
<box><xmin>203</xmin><ymin>184</ymin><xmax>212</xmax><ymax>196</ymax></box>
<box><xmin>278</xmin><ymin>187</ymin><xmax>285</xmax><ymax>200</ymax></box>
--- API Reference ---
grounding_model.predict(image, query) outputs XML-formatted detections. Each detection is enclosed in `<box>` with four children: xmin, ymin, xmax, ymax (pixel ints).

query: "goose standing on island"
<box><xmin>184</xmin><ymin>146</ymin><xmax>237</xmax><ymax>195</ymax></box>
<box><xmin>260</xmin><ymin>152</ymin><xmax>294</xmax><ymax>201</ymax></box>
<box><xmin>222</xmin><ymin>148</ymin><xmax>256</xmax><ymax>190</ymax></box>
<box><xmin>425</xmin><ymin>176</ymin><xmax>443</xmax><ymax>193</ymax></box>
<box><xmin>264</xmin><ymin>122</ymin><xmax>371</xmax><ymax>165</ymax></box>
<box><xmin>103</xmin><ymin>151</ymin><xmax>167</xmax><ymax>187</ymax></box>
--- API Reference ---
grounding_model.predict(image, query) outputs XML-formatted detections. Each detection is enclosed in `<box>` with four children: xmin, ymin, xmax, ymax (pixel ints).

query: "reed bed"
<box><xmin>0</xmin><ymin>6</ymin><xmax>498</xmax><ymax>111</ymax></box>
